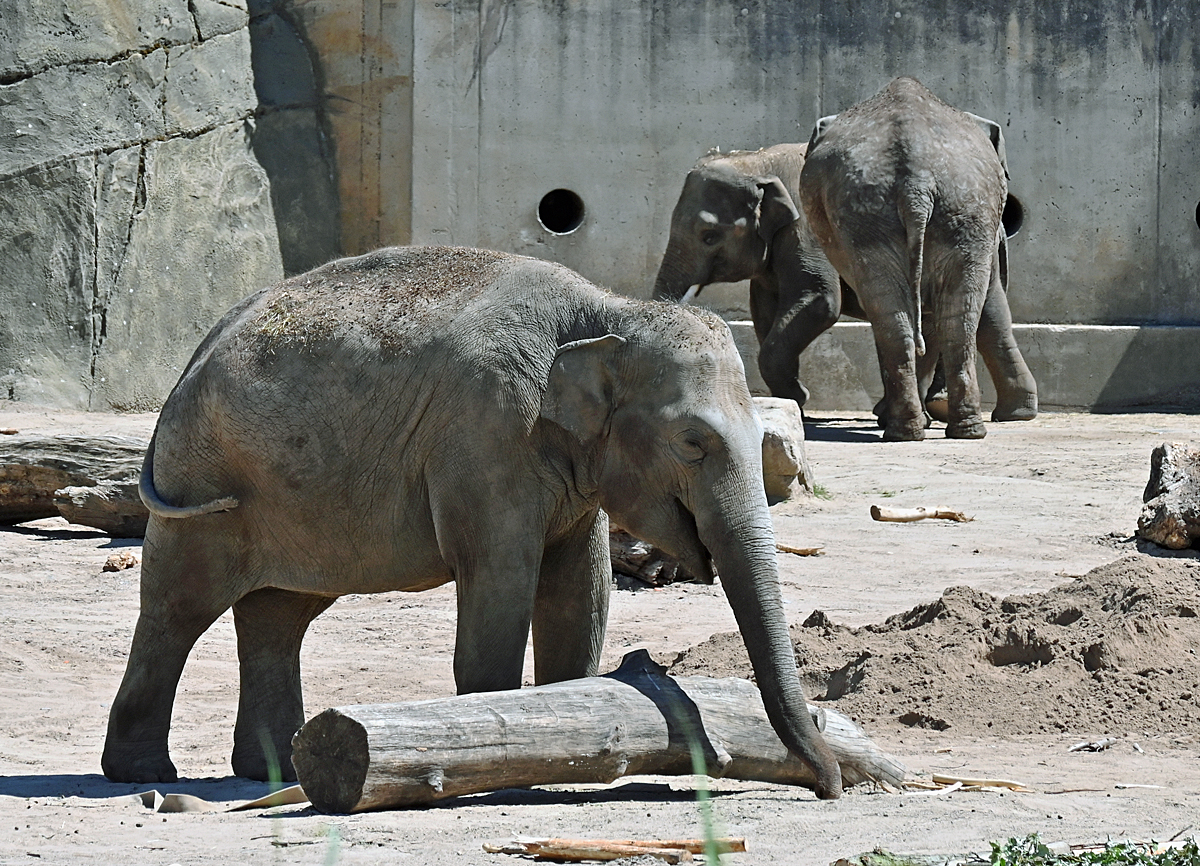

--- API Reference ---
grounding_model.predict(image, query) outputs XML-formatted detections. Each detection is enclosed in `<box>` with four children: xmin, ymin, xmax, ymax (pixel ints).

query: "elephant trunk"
<box><xmin>696</xmin><ymin>470</ymin><xmax>843</xmax><ymax>799</ymax></box>
<box><xmin>652</xmin><ymin>243</ymin><xmax>703</xmax><ymax>302</ymax></box>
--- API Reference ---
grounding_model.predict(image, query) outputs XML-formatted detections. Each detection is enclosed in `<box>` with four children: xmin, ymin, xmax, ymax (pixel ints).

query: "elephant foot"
<box><xmin>882</xmin><ymin>419</ymin><xmax>926</xmax><ymax>441</ymax></box>
<box><xmin>232</xmin><ymin>740</ymin><xmax>299</xmax><ymax>783</ymax></box>
<box><xmin>991</xmin><ymin>401</ymin><xmax>1038</xmax><ymax>422</ymax></box>
<box><xmin>102</xmin><ymin>741</ymin><xmax>179</xmax><ymax>784</ymax></box>
<box><xmin>946</xmin><ymin>417</ymin><xmax>987</xmax><ymax>439</ymax></box>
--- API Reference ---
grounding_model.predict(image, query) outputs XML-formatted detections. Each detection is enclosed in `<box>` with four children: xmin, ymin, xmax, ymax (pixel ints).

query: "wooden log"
<box><xmin>291</xmin><ymin>649</ymin><xmax>905</xmax><ymax>813</ymax></box>
<box><xmin>0</xmin><ymin>434</ymin><xmax>150</xmax><ymax>536</ymax></box>
<box><xmin>870</xmin><ymin>505</ymin><xmax>972</xmax><ymax>523</ymax></box>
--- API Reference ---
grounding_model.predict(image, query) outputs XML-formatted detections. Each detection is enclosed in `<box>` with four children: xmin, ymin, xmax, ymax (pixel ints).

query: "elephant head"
<box><xmin>539</xmin><ymin>308</ymin><xmax>843</xmax><ymax>799</ymax></box>
<box><xmin>653</xmin><ymin>157</ymin><xmax>800</xmax><ymax>303</ymax></box>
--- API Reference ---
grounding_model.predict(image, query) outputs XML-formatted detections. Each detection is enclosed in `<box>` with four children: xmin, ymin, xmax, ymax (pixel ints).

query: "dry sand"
<box><xmin>1</xmin><ymin>405</ymin><xmax>1198</xmax><ymax>865</ymax></box>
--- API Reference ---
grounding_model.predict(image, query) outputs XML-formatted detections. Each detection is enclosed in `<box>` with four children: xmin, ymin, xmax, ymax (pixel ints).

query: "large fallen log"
<box><xmin>291</xmin><ymin>649</ymin><xmax>905</xmax><ymax>813</ymax></box>
<box><xmin>0</xmin><ymin>434</ymin><xmax>150</xmax><ymax>536</ymax></box>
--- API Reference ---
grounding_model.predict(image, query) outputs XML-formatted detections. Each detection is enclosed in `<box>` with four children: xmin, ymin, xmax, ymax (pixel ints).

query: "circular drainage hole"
<box><xmin>1002</xmin><ymin>192</ymin><xmax>1024</xmax><ymax>239</ymax></box>
<box><xmin>538</xmin><ymin>189</ymin><xmax>585</xmax><ymax>235</ymax></box>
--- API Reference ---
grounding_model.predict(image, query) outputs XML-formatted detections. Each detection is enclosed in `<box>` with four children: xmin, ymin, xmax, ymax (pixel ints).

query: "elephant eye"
<box><xmin>701</xmin><ymin>230</ymin><xmax>721</xmax><ymax>246</ymax></box>
<box><xmin>670</xmin><ymin>432</ymin><xmax>707</xmax><ymax>465</ymax></box>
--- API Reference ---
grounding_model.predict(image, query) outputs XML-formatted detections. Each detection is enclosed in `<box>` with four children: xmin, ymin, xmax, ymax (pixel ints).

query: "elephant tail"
<box><xmin>139</xmin><ymin>433</ymin><xmax>240</xmax><ymax>519</ymax></box>
<box><xmin>897</xmin><ymin>184</ymin><xmax>932</xmax><ymax>358</ymax></box>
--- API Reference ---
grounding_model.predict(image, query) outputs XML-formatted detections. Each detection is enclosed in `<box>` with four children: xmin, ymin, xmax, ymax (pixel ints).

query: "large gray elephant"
<box><xmin>653</xmin><ymin>102</ymin><xmax>1036</xmax><ymax>438</ymax></box>
<box><xmin>800</xmin><ymin>77</ymin><xmax>1038</xmax><ymax>441</ymax></box>
<box><xmin>101</xmin><ymin>246</ymin><xmax>842</xmax><ymax>799</ymax></box>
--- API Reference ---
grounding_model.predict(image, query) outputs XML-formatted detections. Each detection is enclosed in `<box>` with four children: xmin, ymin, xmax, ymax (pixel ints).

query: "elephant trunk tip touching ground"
<box><xmin>101</xmin><ymin>245</ymin><xmax>842</xmax><ymax>798</ymax></box>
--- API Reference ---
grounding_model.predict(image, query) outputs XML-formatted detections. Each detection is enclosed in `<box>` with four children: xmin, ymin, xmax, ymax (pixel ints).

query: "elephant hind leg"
<box><xmin>103</xmin><ymin>529</ymin><xmax>242</xmax><ymax>783</ymax></box>
<box><xmin>934</xmin><ymin>262</ymin><xmax>989</xmax><ymax>440</ymax></box>
<box><xmin>231</xmin><ymin>588</ymin><xmax>335</xmax><ymax>781</ymax></box>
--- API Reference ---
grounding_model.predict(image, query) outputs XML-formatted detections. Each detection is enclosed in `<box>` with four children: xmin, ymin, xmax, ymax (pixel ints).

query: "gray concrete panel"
<box><xmin>732</xmin><ymin>320</ymin><xmax>1200</xmax><ymax>414</ymax></box>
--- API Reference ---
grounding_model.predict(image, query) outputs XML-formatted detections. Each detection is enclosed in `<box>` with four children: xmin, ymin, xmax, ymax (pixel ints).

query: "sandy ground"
<box><xmin>1</xmin><ymin>405</ymin><xmax>1199</xmax><ymax>865</ymax></box>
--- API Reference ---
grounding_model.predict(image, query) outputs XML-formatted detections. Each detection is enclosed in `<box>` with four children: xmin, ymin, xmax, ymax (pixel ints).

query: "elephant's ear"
<box><xmin>808</xmin><ymin>113</ymin><xmax>839</xmax><ymax>149</ymax></box>
<box><xmin>539</xmin><ymin>334</ymin><xmax>627</xmax><ymax>444</ymax></box>
<box><xmin>966</xmin><ymin>112</ymin><xmax>1009</xmax><ymax>179</ymax></box>
<box><xmin>755</xmin><ymin>176</ymin><xmax>800</xmax><ymax>243</ymax></box>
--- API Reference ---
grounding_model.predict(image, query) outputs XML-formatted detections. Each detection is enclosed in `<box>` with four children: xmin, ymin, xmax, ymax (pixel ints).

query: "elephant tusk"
<box><xmin>680</xmin><ymin>284</ymin><xmax>701</xmax><ymax>304</ymax></box>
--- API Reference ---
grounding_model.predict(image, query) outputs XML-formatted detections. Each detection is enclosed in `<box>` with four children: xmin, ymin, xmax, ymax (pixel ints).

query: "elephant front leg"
<box><xmin>531</xmin><ymin>509</ymin><xmax>611</xmax><ymax>685</ymax></box>
<box><xmin>752</xmin><ymin>261</ymin><xmax>841</xmax><ymax>412</ymax></box>
<box><xmin>231</xmin><ymin>588</ymin><xmax>335</xmax><ymax>781</ymax></box>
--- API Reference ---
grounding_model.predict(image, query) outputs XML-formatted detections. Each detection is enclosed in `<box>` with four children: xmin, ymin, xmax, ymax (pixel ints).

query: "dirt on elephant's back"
<box><xmin>670</xmin><ymin>554</ymin><xmax>1200</xmax><ymax>739</ymax></box>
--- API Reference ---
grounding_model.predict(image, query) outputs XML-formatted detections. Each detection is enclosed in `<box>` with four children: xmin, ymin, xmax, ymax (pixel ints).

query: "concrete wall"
<box><xmin>281</xmin><ymin>0</ymin><xmax>1199</xmax><ymax>411</ymax></box>
<box><xmin>0</xmin><ymin>0</ymin><xmax>284</xmax><ymax>410</ymax></box>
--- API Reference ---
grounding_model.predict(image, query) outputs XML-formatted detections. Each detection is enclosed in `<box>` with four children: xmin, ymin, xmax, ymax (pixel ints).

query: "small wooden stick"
<box><xmin>932</xmin><ymin>773</ymin><xmax>1027</xmax><ymax>790</ymax></box>
<box><xmin>482</xmin><ymin>837</ymin><xmax>748</xmax><ymax>862</ymax></box>
<box><xmin>483</xmin><ymin>840</ymin><xmax>691</xmax><ymax>863</ymax></box>
<box><xmin>538</xmin><ymin>838</ymin><xmax>746</xmax><ymax>855</ymax></box>
<box><xmin>776</xmin><ymin>543</ymin><xmax>825</xmax><ymax>556</ymax></box>
<box><xmin>870</xmin><ymin>505</ymin><xmax>973</xmax><ymax>523</ymax></box>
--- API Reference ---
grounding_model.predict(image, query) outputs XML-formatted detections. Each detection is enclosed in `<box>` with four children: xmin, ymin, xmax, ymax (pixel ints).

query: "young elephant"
<box><xmin>101</xmin><ymin>246</ymin><xmax>842</xmax><ymax>799</ymax></box>
<box><xmin>652</xmin><ymin>141</ymin><xmax>1036</xmax><ymax>434</ymax></box>
<box><xmin>652</xmin><ymin>144</ymin><xmax>855</xmax><ymax>410</ymax></box>
<box><xmin>800</xmin><ymin>77</ymin><xmax>1038</xmax><ymax>441</ymax></box>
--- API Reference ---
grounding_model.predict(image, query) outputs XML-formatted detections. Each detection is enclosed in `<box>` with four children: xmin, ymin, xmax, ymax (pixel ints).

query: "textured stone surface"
<box><xmin>192</xmin><ymin>0</ymin><xmax>249</xmax><ymax>40</ymax></box>
<box><xmin>0</xmin><ymin>1</ymin><xmax>281</xmax><ymax>411</ymax></box>
<box><xmin>754</xmin><ymin>396</ymin><xmax>813</xmax><ymax>503</ymax></box>
<box><xmin>0</xmin><ymin>158</ymin><xmax>96</xmax><ymax>407</ymax></box>
<box><xmin>164</xmin><ymin>30</ymin><xmax>257</xmax><ymax>134</ymax></box>
<box><xmin>0</xmin><ymin>0</ymin><xmax>193</xmax><ymax>80</ymax></box>
<box><xmin>1138</xmin><ymin>442</ymin><xmax>1200</xmax><ymax>550</ymax></box>
<box><xmin>91</xmin><ymin>125</ymin><xmax>282</xmax><ymax>411</ymax></box>
<box><xmin>0</xmin><ymin>50</ymin><xmax>168</xmax><ymax>176</ymax></box>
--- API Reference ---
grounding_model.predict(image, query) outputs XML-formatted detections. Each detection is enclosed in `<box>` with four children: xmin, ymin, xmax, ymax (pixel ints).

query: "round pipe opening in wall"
<box><xmin>1002</xmin><ymin>193</ymin><xmax>1024</xmax><ymax>239</ymax></box>
<box><xmin>538</xmin><ymin>189</ymin><xmax>585</xmax><ymax>235</ymax></box>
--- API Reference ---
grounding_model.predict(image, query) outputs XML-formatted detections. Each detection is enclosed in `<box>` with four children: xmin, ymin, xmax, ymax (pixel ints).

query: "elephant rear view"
<box><xmin>800</xmin><ymin>77</ymin><xmax>1037</xmax><ymax>441</ymax></box>
<box><xmin>101</xmin><ymin>245</ymin><xmax>842</xmax><ymax>800</ymax></box>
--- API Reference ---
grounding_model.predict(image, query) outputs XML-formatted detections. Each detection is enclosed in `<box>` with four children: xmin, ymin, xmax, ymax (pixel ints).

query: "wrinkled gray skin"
<box><xmin>653</xmin><ymin>144</ymin><xmax>861</xmax><ymax>410</ymax></box>
<box><xmin>101</xmin><ymin>246</ymin><xmax>842</xmax><ymax>799</ymax></box>
<box><xmin>800</xmin><ymin>77</ymin><xmax>1038</xmax><ymax>441</ymax></box>
<box><xmin>653</xmin><ymin>137</ymin><xmax>1036</xmax><ymax>436</ymax></box>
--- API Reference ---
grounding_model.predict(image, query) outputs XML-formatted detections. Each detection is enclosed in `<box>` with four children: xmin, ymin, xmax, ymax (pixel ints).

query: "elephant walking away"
<box><xmin>101</xmin><ymin>246</ymin><xmax>842</xmax><ymax>799</ymax></box>
<box><xmin>800</xmin><ymin>77</ymin><xmax>1038</xmax><ymax>441</ymax></box>
<box><xmin>653</xmin><ymin>136</ymin><xmax>1036</xmax><ymax>436</ymax></box>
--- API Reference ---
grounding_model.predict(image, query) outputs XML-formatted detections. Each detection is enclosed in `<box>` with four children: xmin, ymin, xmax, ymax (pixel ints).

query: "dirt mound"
<box><xmin>670</xmin><ymin>554</ymin><xmax>1200</xmax><ymax>738</ymax></box>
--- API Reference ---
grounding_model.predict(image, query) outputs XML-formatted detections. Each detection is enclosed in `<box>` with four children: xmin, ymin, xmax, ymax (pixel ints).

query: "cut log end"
<box><xmin>289</xmin><ymin>708</ymin><xmax>370</xmax><ymax>813</ymax></box>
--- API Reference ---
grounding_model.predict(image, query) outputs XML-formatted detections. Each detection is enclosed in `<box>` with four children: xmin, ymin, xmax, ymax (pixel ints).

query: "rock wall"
<box><xmin>0</xmin><ymin>0</ymin><xmax>284</xmax><ymax>410</ymax></box>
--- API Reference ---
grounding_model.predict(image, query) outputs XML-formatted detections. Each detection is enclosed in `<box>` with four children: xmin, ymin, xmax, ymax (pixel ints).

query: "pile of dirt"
<box><xmin>670</xmin><ymin>554</ymin><xmax>1200</xmax><ymax>738</ymax></box>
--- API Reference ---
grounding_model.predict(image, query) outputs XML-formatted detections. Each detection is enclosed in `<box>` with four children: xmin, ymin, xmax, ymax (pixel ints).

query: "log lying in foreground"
<box><xmin>0</xmin><ymin>434</ymin><xmax>150</xmax><ymax>537</ymax></box>
<box><xmin>292</xmin><ymin>649</ymin><xmax>905</xmax><ymax>813</ymax></box>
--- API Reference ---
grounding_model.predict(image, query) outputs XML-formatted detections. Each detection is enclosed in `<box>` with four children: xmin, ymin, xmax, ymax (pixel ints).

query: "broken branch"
<box><xmin>870</xmin><ymin>505</ymin><xmax>973</xmax><ymax>523</ymax></box>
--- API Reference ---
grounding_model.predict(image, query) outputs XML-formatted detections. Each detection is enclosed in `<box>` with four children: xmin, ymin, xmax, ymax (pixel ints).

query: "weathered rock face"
<box><xmin>1138</xmin><ymin>442</ymin><xmax>1200</xmax><ymax>550</ymax></box>
<box><xmin>754</xmin><ymin>397</ymin><xmax>814</xmax><ymax>504</ymax></box>
<box><xmin>0</xmin><ymin>0</ymin><xmax>283</xmax><ymax>411</ymax></box>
